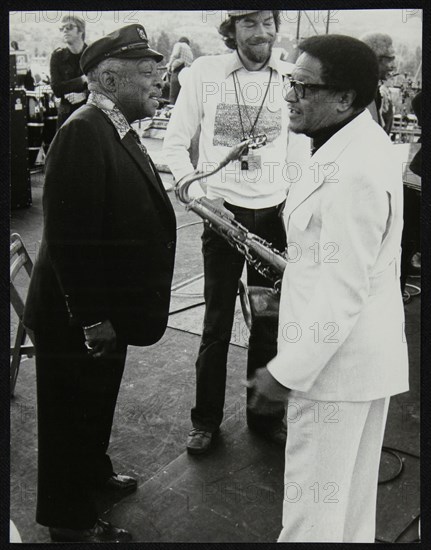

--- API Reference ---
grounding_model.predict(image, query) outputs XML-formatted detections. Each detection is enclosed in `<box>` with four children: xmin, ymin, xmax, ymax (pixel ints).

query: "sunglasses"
<box><xmin>59</xmin><ymin>23</ymin><xmax>77</xmax><ymax>32</ymax></box>
<box><xmin>284</xmin><ymin>77</ymin><xmax>335</xmax><ymax>100</ymax></box>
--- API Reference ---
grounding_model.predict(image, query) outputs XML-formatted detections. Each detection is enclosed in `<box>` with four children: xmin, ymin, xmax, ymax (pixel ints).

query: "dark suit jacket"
<box><xmin>24</xmin><ymin>104</ymin><xmax>176</xmax><ymax>346</ymax></box>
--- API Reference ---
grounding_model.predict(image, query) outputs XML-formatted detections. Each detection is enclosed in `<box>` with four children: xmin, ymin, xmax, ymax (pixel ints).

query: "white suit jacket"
<box><xmin>268</xmin><ymin>109</ymin><xmax>409</xmax><ymax>402</ymax></box>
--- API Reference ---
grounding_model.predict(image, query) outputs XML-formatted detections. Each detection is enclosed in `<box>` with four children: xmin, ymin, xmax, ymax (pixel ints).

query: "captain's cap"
<box><xmin>80</xmin><ymin>24</ymin><xmax>163</xmax><ymax>74</ymax></box>
<box><xmin>226</xmin><ymin>10</ymin><xmax>261</xmax><ymax>17</ymax></box>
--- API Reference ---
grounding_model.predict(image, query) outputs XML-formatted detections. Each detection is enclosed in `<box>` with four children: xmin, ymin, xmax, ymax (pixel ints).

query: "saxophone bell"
<box><xmin>175</xmin><ymin>138</ymin><xmax>253</xmax><ymax>206</ymax></box>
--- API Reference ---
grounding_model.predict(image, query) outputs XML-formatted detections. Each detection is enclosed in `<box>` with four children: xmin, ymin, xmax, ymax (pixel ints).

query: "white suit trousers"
<box><xmin>278</xmin><ymin>396</ymin><xmax>390</xmax><ymax>543</ymax></box>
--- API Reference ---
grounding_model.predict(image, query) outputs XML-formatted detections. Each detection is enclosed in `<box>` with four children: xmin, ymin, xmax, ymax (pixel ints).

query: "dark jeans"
<box><xmin>191</xmin><ymin>201</ymin><xmax>286</xmax><ymax>433</ymax></box>
<box><xmin>169</xmin><ymin>71</ymin><xmax>181</xmax><ymax>105</ymax></box>
<box><xmin>34</xmin><ymin>323</ymin><xmax>127</xmax><ymax>529</ymax></box>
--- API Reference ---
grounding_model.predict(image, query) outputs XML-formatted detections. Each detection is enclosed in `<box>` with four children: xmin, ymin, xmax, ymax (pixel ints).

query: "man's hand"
<box><xmin>83</xmin><ymin>320</ymin><xmax>116</xmax><ymax>359</ymax></box>
<box><xmin>202</xmin><ymin>197</ymin><xmax>235</xmax><ymax>219</ymax></box>
<box><xmin>64</xmin><ymin>92</ymin><xmax>87</xmax><ymax>104</ymax></box>
<box><xmin>248</xmin><ymin>367</ymin><xmax>290</xmax><ymax>415</ymax></box>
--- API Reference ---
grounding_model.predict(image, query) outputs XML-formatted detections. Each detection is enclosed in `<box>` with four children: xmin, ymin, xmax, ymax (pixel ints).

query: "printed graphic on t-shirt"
<box><xmin>213</xmin><ymin>103</ymin><xmax>282</xmax><ymax>147</ymax></box>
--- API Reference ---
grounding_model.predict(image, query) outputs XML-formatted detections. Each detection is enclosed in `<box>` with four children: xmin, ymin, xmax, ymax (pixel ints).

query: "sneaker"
<box><xmin>186</xmin><ymin>428</ymin><xmax>213</xmax><ymax>454</ymax></box>
<box><xmin>249</xmin><ymin>423</ymin><xmax>287</xmax><ymax>447</ymax></box>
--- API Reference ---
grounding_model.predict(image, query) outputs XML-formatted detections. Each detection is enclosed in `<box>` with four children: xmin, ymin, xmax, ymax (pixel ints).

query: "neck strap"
<box><xmin>232</xmin><ymin>67</ymin><xmax>273</xmax><ymax>141</ymax></box>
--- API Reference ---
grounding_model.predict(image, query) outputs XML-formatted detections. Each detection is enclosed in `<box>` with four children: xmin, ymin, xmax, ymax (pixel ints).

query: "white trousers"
<box><xmin>278</xmin><ymin>396</ymin><xmax>390</xmax><ymax>543</ymax></box>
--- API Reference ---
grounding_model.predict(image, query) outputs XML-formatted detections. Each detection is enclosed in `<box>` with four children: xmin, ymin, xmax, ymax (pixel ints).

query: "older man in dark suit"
<box><xmin>23</xmin><ymin>24</ymin><xmax>176</xmax><ymax>542</ymax></box>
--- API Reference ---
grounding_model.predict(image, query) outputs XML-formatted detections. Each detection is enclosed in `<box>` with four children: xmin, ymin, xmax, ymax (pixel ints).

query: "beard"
<box><xmin>239</xmin><ymin>40</ymin><xmax>274</xmax><ymax>64</ymax></box>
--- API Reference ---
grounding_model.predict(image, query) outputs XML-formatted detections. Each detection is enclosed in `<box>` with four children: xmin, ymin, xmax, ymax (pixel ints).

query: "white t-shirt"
<box><xmin>163</xmin><ymin>51</ymin><xmax>310</xmax><ymax>209</ymax></box>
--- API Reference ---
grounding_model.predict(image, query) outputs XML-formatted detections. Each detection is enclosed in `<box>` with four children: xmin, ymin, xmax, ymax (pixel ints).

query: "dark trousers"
<box><xmin>34</xmin><ymin>323</ymin><xmax>127</xmax><ymax>529</ymax></box>
<box><xmin>169</xmin><ymin>69</ymin><xmax>182</xmax><ymax>105</ymax></box>
<box><xmin>191</xmin><ymin>201</ymin><xmax>286</xmax><ymax>432</ymax></box>
<box><xmin>400</xmin><ymin>186</ymin><xmax>420</xmax><ymax>292</ymax></box>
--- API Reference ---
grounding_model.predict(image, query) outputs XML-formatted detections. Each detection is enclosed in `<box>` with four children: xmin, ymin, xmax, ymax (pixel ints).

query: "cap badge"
<box><xmin>137</xmin><ymin>27</ymin><xmax>147</xmax><ymax>40</ymax></box>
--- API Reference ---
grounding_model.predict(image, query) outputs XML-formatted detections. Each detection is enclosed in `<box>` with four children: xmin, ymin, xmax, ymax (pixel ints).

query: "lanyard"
<box><xmin>232</xmin><ymin>67</ymin><xmax>273</xmax><ymax>141</ymax></box>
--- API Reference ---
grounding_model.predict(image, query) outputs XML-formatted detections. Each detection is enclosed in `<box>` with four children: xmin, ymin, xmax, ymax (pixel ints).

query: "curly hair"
<box><xmin>359</xmin><ymin>32</ymin><xmax>393</xmax><ymax>58</ymax></box>
<box><xmin>218</xmin><ymin>11</ymin><xmax>281</xmax><ymax>51</ymax></box>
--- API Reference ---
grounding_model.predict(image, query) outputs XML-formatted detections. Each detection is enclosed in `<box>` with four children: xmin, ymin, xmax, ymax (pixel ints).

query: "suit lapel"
<box><xmin>148</xmin><ymin>155</ymin><xmax>177</xmax><ymax>228</ymax></box>
<box><xmin>120</xmin><ymin>133</ymin><xmax>168</xmax><ymax>201</ymax></box>
<box><xmin>285</xmin><ymin>111</ymin><xmax>368</xmax><ymax>219</ymax></box>
<box><xmin>284</xmin><ymin>150</ymin><xmax>326</xmax><ymax>219</ymax></box>
<box><xmin>121</xmin><ymin>133</ymin><xmax>176</xmax><ymax>229</ymax></box>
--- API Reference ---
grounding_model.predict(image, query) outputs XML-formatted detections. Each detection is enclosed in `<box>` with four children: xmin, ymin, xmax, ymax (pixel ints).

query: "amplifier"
<box><xmin>10</xmin><ymin>51</ymin><xmax>29</xmax><ymax>89</ymax></box>
<box><xmin>10</xmin><ymin>88</ymin><xmax>32</xmax><ymax>209</ymax></box>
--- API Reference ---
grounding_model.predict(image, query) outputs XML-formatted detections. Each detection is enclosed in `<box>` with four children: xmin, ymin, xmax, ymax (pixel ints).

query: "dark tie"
<box><xmin>128</xmin><ymin>127</ymin><xmax>158</xmax><ymax>178</ymax></box>
<box><xmin>129</xmin><ymin>128</ymin><xmax>149</xmax><ymax>157</ymax></box>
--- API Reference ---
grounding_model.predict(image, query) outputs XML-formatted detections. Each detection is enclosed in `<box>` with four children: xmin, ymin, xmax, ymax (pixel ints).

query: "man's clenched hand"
<box><xmin>248</xmin><ymin>367</ymin><xmax>290</xmax><ymax>416</ymax></box>
<box><xmin>84</xmin><ymin>320</ymin><xmax>116</xmax><ymax>359</ymax></box>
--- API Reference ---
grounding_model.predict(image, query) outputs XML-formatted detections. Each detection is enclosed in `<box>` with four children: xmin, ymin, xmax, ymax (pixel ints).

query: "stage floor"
<box><xmin>10</xmin><ymin>170</ymin><xmax>420</xmax><ymax>543</ymax></box>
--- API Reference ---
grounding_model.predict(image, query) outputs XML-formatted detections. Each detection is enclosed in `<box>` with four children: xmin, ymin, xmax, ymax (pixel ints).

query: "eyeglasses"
<box><xmin>59</xmin><ymin>24</ymin><xmax>77</xmax><ymax>32</ymax></box>
<box><xmin>284</xmin><ymin>76</ymin><xmax>335</xmax><ymax>100</ymax></box>
<box><xmin>379</xmin><ymin>55</ymin><xmax>396</xmax><ymax>62</ymax></box>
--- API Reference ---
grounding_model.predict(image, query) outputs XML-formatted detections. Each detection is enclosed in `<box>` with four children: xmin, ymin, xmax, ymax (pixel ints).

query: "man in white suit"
<box><xmin>249</xmin><ymin>34</ymin><xmax>409</xmax><ymax>542</ymax></box>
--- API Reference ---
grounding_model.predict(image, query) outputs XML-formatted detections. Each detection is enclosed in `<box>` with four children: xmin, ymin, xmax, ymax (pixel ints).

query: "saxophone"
<box><xmin>174</xmin><ymin>138</ymin><xmax>287</xmax><ymax>328</ymax></box>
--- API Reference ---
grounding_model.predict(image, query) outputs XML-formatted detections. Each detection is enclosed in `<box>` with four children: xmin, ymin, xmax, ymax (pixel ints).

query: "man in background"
<box><xmin>50</xmin><ymin>15</ymin><xmax>88</xmax><ymax>128</ymax></box>
<box><xmin>400</xmin><ymin>90</ymin><xmax>421</xmax><ymax>298</ymax></box>
<box><xmin>166</xmin><ymin>36</ymin><xmax>194</xmax><ymax>104</ymax></box>
<box><xmin>361</xmin><ymin>32</ymin><xmax>396</xmax><ymax>133</ymax></box>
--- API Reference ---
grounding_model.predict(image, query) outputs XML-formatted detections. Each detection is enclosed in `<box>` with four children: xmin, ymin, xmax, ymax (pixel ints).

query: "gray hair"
<box><xmin>87</xmin><ymin>57</ymin><xmax>137</xmax><ymax>91</ymax></box>
<box><xmin>360</xmin><ymin>32</ymin><xmax>393</xmax><ymax>57</ymax></box>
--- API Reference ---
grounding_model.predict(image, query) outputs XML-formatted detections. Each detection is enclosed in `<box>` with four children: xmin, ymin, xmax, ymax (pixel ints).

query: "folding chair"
<box><xmin>10</xmin><ymin>233</ymin><xmax>35</xmax><ymax>396</ymax></box>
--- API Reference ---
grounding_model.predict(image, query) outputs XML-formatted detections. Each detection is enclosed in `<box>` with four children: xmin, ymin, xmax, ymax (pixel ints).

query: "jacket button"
<box><xmin>166</xmin><ymin>241</ymin><xmax>174</xmax><ymax>249</ymax></box>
